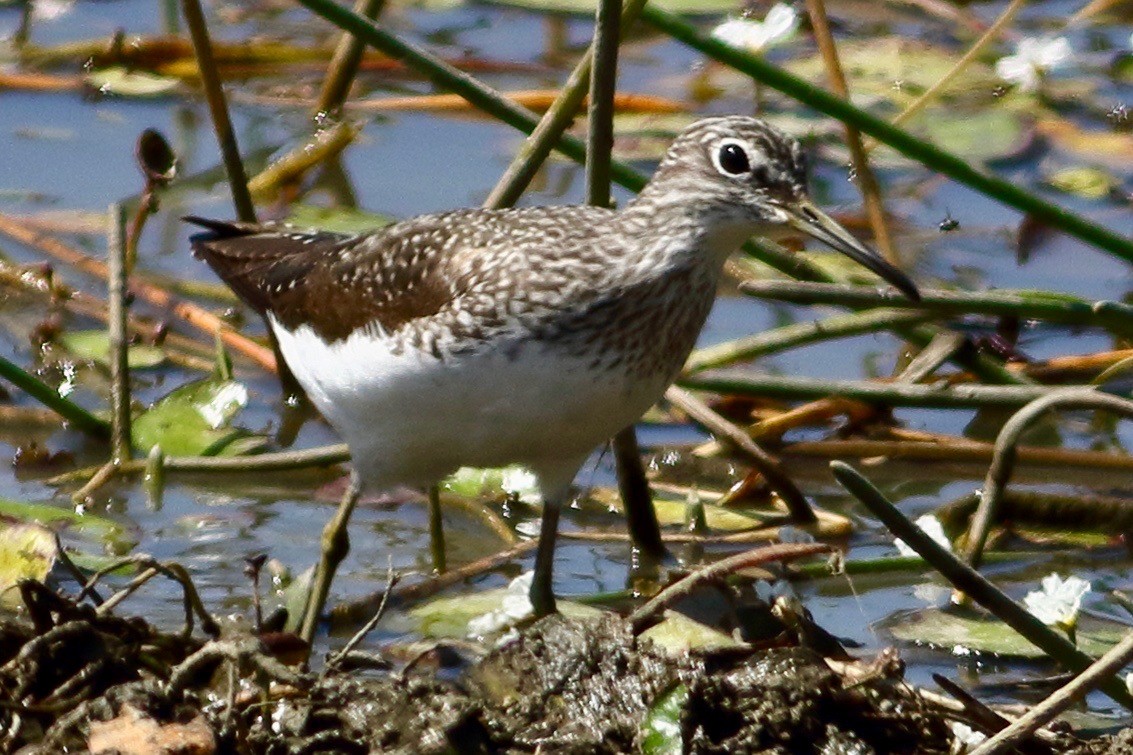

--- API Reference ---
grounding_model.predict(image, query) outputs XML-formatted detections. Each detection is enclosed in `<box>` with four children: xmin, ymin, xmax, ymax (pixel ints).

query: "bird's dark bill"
<box><xmin>784</xmin><ymin>200</ymin><xmax>920</xmax><ymax>301</ymax></box>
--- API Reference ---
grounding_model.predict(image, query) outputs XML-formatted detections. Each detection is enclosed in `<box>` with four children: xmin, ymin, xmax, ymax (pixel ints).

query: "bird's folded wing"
<box><xmin>186</xmin><ymin>216</ymin><xmax>452</xmax><ymax>343</ymax></box>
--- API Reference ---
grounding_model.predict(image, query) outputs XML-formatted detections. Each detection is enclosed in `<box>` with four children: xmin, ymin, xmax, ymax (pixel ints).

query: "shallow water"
<box><xmin>1</xmin><ymin>0</ymin><xmax>1132</xmax><ymax>719</ymax></box>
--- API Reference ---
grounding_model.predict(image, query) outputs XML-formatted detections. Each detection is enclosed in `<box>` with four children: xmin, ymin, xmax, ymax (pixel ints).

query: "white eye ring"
<box><xmin>712</xmin><ymin>138</ymin><xmax>753</xmax><ymax>177</ymax></box>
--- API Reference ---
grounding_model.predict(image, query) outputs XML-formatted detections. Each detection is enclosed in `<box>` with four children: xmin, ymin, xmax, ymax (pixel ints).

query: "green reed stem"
<box><xmin>972</xmin><ymin>631</ymin><xmax>1133</xmax><ymax>754</ymax></box>
<box><xmin>685</xmin><ymin>308</ymin><xmax>932</xmax><ymax>373</ymax></box>
<box><xmin>0</xmin><ymin>355</ymin><xmax>109</xmax><ymax>437</ymax></box>
<box><xmin>741</xmin><ymin>280</ymin><xmax>1133</xmax><ymax>335</ymax></box>
<box><xmin>681</xmin><ymin>371</ymin><xmax>1077</xmax><ymax>410</ymax></box>
<box><xmin>641</xmin><ymin>5</ymin><xmax>1133</xmax><ymax>265</ymax></box>
<box><xmin>107</xmin><ymin>203</ymin><xmax>132</xmax><ymax>462</ymax></box>
<box><xmin>795</xmin><ymin>548</ymin><xmax>1048</xmax><ymax>579</ymax></box>
<box><xmin>46</xmin><ymin>443</ymin><xmax>350</xmax><ymax>486</ymax></box>
<box><xmin>181</xmin><ymin>0</ymin><xmax>256</xmax><ymax>223</ymax></box>
<box><xmin>737</xmin><ymin>244</ymin><xmax>1026</xmax><ymax>386</ymax></box>
<box><xmin>316</xmin><ymin>0</ymin><xmax>386</xmax><ymax>115</ymax></box>
<box><xmin>584</xmin><ymin>0</ymin><xmax>620</xmax><ymax>208</ymax></box>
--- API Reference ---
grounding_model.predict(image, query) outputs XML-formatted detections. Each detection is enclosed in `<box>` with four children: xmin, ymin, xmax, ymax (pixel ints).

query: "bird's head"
<box><xmin>643</xmin><ymin>115</ymin><xmax>919</xmax><ymax>300</ymax></box>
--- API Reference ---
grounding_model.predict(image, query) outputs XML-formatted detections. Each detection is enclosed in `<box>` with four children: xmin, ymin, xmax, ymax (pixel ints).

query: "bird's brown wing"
<box><xmin>186</xmin><ymin>216</ymin><xmax>452</xmax><ymax>343</ymax></box>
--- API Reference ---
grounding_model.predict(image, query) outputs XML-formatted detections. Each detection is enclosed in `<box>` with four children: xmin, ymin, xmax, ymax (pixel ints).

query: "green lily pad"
<box><xmin>788</xmin><ymin>39</ymin><xmax>999</xmax><ymax>102</ymax></box>
<box><xmin>884</xmin><ymin>607</ymin><xmax>1125</xmax><ymax>659</ymax></box>
<box><xmin>920</xmin><ymin>109</ymin><xmax>1027</xmax><ymax>164</ymax></box>
<box><xmin>132</xmin><ymin>377</ymin><xmax>256</xmax><ymax>457</ymax></box>
<box><xmin>285</xmin><ymin>204</ymin><xmax>394</xmax><ymax>235</ymax></box>
<box><xmin>57</xmin><ymin>330</ymin><xmax>166</xmax><ymax>369</ymax></box>
<box><xmin>641</xmin><ymin>683</ymin><xmax>688</xmax><ymax>755</ymax></box>
<box><xmin>0</xmin><ymin>522</ymin><xmax>56</xmax><ymax>607</ymax></box>
<box><xmin>1045</xmin><ymin>166</ymin><xmax>1117</xmax><ymax>199</ymax></box>
<box><xmin>86</xmin><ymin>67</ymin><xmax>180</xmax><ymax>97</ymax></box>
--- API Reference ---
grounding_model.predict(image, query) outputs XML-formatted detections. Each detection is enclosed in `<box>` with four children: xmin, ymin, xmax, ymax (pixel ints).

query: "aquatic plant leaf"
<box><xmin>788</xmin><ymin>38</ymin><xmax>999</xmax><ymax>100</ymax></box>
<box><xmin>132</xmin><ymin>378</ymin><xmax>251</xmax><ymax>457</ymax></box>
<box><xmin>86</xmin><ymin>67</ymin><xmax>180</xmax><ymax>97</ymax></box>
<box><xmin>0</xmin><ymin>498</ymin><xmax>124</xmax><ymax>540</ymax></box>
<box><xmin>444</xmin><ymin>465</ymin><xmax>541</xmax><ymax>504</ymax></box>
<box><xmin>285</xmin><ymin>204</ymin><xmax>394</xmax><ymax>234</ymax></box>
<box><xmin>641</xmin><ymin>610</ymin><xmax>742</xmax><ymax>653</ymax></box>
<box><xmin>409</xmin><ymin>587</ymin><xmax>604</xmax><ymax>638</ymax></box>
<box><xmin>921</xmin><ymin>109</ymin><xmax>1027</xmax><ymax>163</ymax></box>
<box><xmin>885</xmin><ymin>608</ymin><xmax>1124</xmax><ymax>658</ymax></box>
<box><xmin>58</xmin><ymin>330</ymin><xmax>166</xmax><ymax>369</ymax></box>
<box><xmin>641</xmin><ymin>683</ymin><xmax>688</xmax><ymax>755</ymax></box>
<box><xmin>1045</xmin><ymin>166</ymin><xmax>1117</xmax><ymax>199</ymax></box>
<box><xmin>1114</xmin><ymin>54</ymin><xmax>1133</xmax><ymax>84</ymax></box>
<box><xmin>0</xmin><ymin>522</ymin><xmax>56</xmax><ymax>606</ymax></box>
<box><xmin>593</xmin><ymin>485</ymin><xmax>848</xmax><ymax>535</ymax></box>
<box><xmin>650</xmin><ymin>495</ymin><xmax>781</xmax><ymax>531</ymax></box>
<box><xmin>281</xmin><ymin>565</ymin><xmax>310</xmax><ymax>633</ymax></box>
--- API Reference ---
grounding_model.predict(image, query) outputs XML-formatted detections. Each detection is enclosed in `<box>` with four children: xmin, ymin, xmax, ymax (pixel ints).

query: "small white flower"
<box><xmin>950</xmin><ymin>722</ymin><xmax>988</xmax><ymax>751</ymax></box>
<box><xmin>894</xmin><ymin>515</ymin><xmax>952</xmax><ymax>557</ymax></box>
<box><xmin>712</xmin><ymin>3</ymin><xmax>799</xmax><ymax>54</ymax></box>
<box><xmin>995</xmin><ymin>36</ymin><xmax>1072</xmax><ymax>92</ymax></box>
<box><xmin>1023</xmin><ymin>573</ymin><xmax>1090</xmax><ymax>628</ymax></box>
<box><xmin>467</xmin><ymin>571</ymin><xmax>534</xmax><ymax>638</ymax></box>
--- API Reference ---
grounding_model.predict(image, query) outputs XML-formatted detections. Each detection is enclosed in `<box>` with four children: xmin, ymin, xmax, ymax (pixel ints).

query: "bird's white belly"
<box><xmin>271</xmin><ymin>318</ymin><xmax>671</xmax><ymax>490</ymax></box>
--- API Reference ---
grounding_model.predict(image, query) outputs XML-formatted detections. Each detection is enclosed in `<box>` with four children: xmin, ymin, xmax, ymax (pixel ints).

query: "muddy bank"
<box><xmin>4</xmin><ymin>581</ymin><xmax>1130</xmax><ymax>754</ymax></box>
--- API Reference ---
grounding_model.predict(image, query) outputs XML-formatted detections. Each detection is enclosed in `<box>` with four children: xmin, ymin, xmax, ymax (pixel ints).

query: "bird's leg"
<box><xmin>300</xmin><ymin>473</ymin><xmax>361</xmax><ymax>648</ymax></box>
<box><xmin>530</xmin><ymin>500</ymin><xmax>561</xmax><ymax>618</ymax></box>
<box><xmin>612</xmin><ymin>426</ymin><xmax>668</xmax><ymax>564</ymax></box>
<box><xmin>428</xmin><ymin>484</ymin><xmax>446</xmax><ymax>573</ymax></box>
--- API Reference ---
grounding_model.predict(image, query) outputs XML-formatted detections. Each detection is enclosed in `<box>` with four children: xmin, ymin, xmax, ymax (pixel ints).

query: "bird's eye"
<box><xmin>716</xmin><ymin>142</ymin><xmax>751</xmax><ymax>176</ymax></box>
